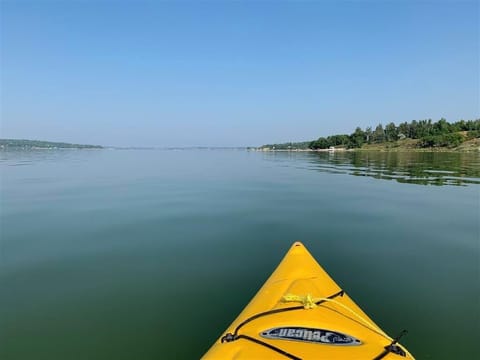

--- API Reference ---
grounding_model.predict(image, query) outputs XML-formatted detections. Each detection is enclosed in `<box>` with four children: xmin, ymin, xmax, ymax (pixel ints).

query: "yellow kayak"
<box><xmin>202</xmin><ymin>242</ymin><xmax>414</xmax><ymax>359</ymax></box>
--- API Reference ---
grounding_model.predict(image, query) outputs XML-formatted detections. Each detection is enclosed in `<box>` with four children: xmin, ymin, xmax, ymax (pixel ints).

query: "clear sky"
<box><xmin>1</xmin><ymin>0</ymin><xmax>478</xmax><ymax>147</ymax></box>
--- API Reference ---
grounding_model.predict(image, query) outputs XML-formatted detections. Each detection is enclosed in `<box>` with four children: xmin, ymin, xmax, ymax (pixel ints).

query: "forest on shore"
<box><xmin>261</xmin><ymin>118</ymin><xmax>480</xmax><ymax>150</ymax></box>
<box><xmin>0</xmin><ymin>139</ymin><xmax>103</xmax><ymax>149</ymax></box>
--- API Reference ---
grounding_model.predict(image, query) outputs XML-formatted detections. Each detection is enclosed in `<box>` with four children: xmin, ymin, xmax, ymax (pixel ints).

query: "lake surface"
<box><xmin>1</xmin><ymin>149</ymin><xmax>479</xmax><ymax>359</ymax></box>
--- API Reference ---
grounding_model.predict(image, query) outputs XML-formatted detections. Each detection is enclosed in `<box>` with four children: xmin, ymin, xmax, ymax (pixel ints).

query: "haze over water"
<box><xmin>1</xmin><ymin>149</ymin><xmax>479</xmax><ymax>359</ymax></box>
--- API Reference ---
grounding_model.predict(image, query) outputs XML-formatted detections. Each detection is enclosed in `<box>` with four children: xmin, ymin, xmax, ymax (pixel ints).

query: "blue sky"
<box><xmin>1</xmin><ymin>0</ymin><xmax>478</xmax><ymax>147</ymax></box>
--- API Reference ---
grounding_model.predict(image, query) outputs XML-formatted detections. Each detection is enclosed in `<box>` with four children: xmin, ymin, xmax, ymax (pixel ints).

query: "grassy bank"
<box><xmin>356</xmin><ymin>137</ymin><xmax>480</xmax><ymax>152</ymax></box>
<box><xmin>257</xmin><ymin>137</ymin><xmax>480</xmax><ymax>153</ymax></box>
<box><xmin>260</xmin><ymin>119</ymin><xmax>480</xmax><ymax>152</ymax></box>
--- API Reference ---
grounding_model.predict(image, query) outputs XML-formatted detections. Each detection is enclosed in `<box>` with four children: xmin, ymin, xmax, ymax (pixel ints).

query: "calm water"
<box><xmin>1</xmin><ymin>149</ymin><xmax>479</xmax><ymax>359</ymax></box>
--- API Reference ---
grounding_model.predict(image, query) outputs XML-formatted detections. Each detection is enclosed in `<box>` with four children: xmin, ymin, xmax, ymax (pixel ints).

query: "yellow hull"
<box><xmin>202</xmin><ymin>242</ymin><xmax>414</xmax><ymax>359</ymax></box>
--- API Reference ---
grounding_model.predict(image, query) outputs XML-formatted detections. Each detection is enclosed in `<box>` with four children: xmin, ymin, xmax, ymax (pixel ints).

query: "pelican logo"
<box><xmin>260</xmin><ymin>327</ymin><xmax>361</xmax><ymax>345</ymax></box>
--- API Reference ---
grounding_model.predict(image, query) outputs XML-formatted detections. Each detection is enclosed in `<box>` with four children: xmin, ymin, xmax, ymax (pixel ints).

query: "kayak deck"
<box><xmin>202</xmin><ymin>242</ymin><xmax>414</xmax><ymax>359</ymax></box>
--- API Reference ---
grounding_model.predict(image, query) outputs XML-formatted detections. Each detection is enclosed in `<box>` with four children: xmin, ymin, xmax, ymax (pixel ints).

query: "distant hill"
<box><xmin>0</xmin><ymin>139</ymin><xmax>103</xmax><ymax>149</ymax></box>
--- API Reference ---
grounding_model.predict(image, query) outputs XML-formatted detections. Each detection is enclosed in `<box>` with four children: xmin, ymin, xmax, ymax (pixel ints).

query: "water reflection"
<box><xmin>2</xmin><ymin>148</ymin><xmax>479</xmax><ymax>186</ymax></box>
<box><xmin>267</xmin><ymin>151</ymin><xmax>480</xmax><ymax>186</ymax></box>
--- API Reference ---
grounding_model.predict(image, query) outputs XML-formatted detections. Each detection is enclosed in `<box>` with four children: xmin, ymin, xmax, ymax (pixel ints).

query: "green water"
<box><xmin>1</xmin><ymin>149</ymin><xmax>479</xmax><ymax>359</ymax></box>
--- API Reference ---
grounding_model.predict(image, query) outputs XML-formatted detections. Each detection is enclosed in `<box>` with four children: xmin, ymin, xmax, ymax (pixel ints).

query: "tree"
<box><xmin>365</xmin><ymin>126</ymin><xmax>373</xmax><ymax>144</ymax></box>
<box><xmin>372</xmin><ymin>124</ymin><xmax>385</xmax><ymax>143</ymax></box>
<box><xmin>310</xmin><ymin>137</ymin><xmax>329</xmax><ymax>149</ymax></box>
<box><xmin>397</xmin><ymin>122</ymin><xmax>409</xmax><ymax>139</ymax></box>
<box><xmin>409</xmin><ymin>120</ymin><xmax>418</xmax><ymax>138</ymax></box>
<box><xmin>433</xmin><ymin>118</ymin><xmax>450</xmax><ymax>135</ymax></box>
<box><xmin>328</xmin><ymin>134</ymin><xmax>350</xmax><ymax>146</ymax></box>
<box><xmin>385</xmin><ymin>122</ymin><xmax>398</xmax><ymax>141</ymax></box>
<box><xmin>350</xmin><ymin>127</ymin><xmax>365</xmax><ymax>148</ymax></box>
<box><xmin>419</xmin><ymin>133</ymin><xmax>464</xmax><ymax>148</ymax></box>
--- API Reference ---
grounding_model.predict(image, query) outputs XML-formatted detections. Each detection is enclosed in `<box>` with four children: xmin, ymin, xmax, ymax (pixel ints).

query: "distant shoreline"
<box><xmin>251</xmin><ymin>148</ymin><xmax>478</xmax><ymax>153</ymax></box>
<box><xmin>2</xmin><ymin>138</ymin><xmax>478</xmax><ymax>152</ymax></box>
<box><xmin>254</xmin><ymin>137</ymin><xmax>480</xmax><ymax>153</ymax></box>
<box><xmin>0</xmin><ymin>139</ymin><xmax>103</xmax><ymax>150</ymax></box>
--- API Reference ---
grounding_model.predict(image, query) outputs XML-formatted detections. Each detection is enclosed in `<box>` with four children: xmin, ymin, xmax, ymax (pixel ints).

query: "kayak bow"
<box><xmin>202</xmin><ymin>242</ymin><xmax>414</xmax><ymax>359</ymax></box>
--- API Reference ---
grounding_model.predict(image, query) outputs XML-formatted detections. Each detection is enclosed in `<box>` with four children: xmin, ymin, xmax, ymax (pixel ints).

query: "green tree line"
<box><xmin>0</xmin><ymin>139</ymin><xmax>103</xmax><ymax>149</ymax></box>
<box><xmin>309</xmin><ymin>118</ymin><xmax>480</xmax><ymax>149</ymax></box>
